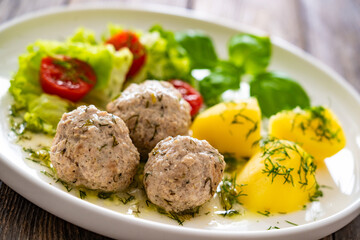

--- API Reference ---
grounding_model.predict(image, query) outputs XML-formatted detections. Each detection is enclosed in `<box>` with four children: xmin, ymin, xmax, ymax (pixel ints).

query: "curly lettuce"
<box><xmin>9</xmin><ymin>29</ymin><xmax>133</xmax><ymax>135</ymax></box>
<box><xmin>144</xmin><ymin>25</ymin><xmax>190</xmax><ymax>81</ymax></box>
<box><xmin>104</xmin><ymin>24</ymin><xmax>192</xmax><ymax>84</ymax></box>
<box><xmin>67</xmin><ymin>28</ymin><xmax>98</xmax><ymax>45</ymax></box>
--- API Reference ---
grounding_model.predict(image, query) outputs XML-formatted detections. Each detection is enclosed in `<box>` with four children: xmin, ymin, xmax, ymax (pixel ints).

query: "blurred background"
<box><xmin>1</xmin><ymin>0</ymin><xmax>359</xmax><ymax>89</ymax></box>
<box><xmin>0</xmin><ymin>0</ymin><xmax>359</xmax><ymax>239</ymax></box>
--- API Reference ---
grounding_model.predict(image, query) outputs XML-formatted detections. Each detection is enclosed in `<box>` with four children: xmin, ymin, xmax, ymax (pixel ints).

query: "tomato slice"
<box><xmin>40</xmin><ymin>56</ymin><xmax>97</xmax><ymax>102</ymax></box>
<box><xmin>170</xmin><ymin>80</ymin><xmax>203</xmax><ymax>117</ymax></box>
<box><xmin>105</xmin><ymin>31</ymin><xmax>146</xmax><ymax>79</ymax></box>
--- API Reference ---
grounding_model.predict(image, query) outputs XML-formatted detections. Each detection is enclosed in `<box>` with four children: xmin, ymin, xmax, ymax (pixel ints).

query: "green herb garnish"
<box><xmin>257</xmin><ymin>210</ymin><xmax>271</xmax><ymax>217</ymax></box>
<box><xmin>309</xmin><ymin>183</ymin><xmax>323</xmax><ymax>202</ymax></box>
<box><xmin>79</xmin><ymin>190</ymin><xmax>87</xmax><ymax>199</ymax></box>
<box><xmin>285</xmin><ymin>220</ymin><xmax>298</xmax><ymax>226</ymax></box>
<box><xmin>295</xmin><ymin>106</ymin><xmax>341</xmax><ymax>142</ymax></box>
<box><xmin>217</xmin><ymin>174</ymin><xmax>246</xmax><ymax>217</ymax></box>
<box><xmin>267</xmin><ymin>226</ymin><xmax>280</xmax><ymax>230</ymax></box>
<box><xmin>112</xmin><ymin>135</ymin><xmax>119</xmax><ymax>147</ymax></box>
<box><xmin>98</xmin><ymin>192</ymin><xmax>113</xmax><ymax>199</ymax></box>
<box><xmin>260</xmin><ymin>138</ymin><xmax>317</xmax><ymax>189</ymax></box>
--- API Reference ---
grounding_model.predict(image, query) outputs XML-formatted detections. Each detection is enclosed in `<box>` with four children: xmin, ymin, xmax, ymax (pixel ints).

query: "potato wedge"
<box><xmin>269</xmin><ymin>106</ymin><xmax>346</xmax><ymax>161</ymax></box>
<box><xmin>237</xmin><ymin>139</ymin><xmax>319</xmax><ymax>213</ymax></box>
<box><xmin>191</xmin><ymin>98</ymin><xmax>261</xmax><ymax>158</ymax></box>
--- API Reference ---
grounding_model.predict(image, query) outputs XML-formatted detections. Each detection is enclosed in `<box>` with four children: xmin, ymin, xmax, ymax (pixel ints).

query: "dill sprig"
<box><xmin>116</xmin><ymin>193</ymin><xmax>135</xmax><ymax>205</ymax></box>
<box><xmin>98</xmin><ymin>192</ymin><xmax>113</xmax><ymax>199</ymax></box>
<box><xmin>56</xmin><ymin>178</ymin><xmax>73</xmax><ymax>192</ymax></box>
<box><xmin>23</xmin><ymin>147</ymin><xmax>52</xmax><ymax>169</ymax></box>
<box><xmin>267</xmin><ymin>226</ymin><xmax>280</xmax><ymax>230</ymax></box>
<box><xmin>217</xmin><ymin>174</ymin><xmax>246</xmax><ymax>217</ymax></box>
<box><xmin>9</xmin><ymin>106</ymin><xmax>32</xmax><ymax>141</ymax></box>
<box><xmin>79</xmin><ymin>190</ymin><xmax>87</xmax><ymax>199</ymax></box>
<box><xmin>145</xmin><ymin>200</ymin><xmax>200</xmax><ymax>225</ymax></box>
<box><xmin>231</xmin><ymin>108</ymin><xmax>259</xmax><ymax>139</ymax></box>
<box><xmin>260</xmin><ymin>138</ymin><xmax>318</xmax><ymax>190</ymax></box>
<box><xmin>308</xmin><ymin>183</ymin><xmax>323</xmax><ymax>202</ymax></box>
<box><xmin>262</xmin><ymin>158</ymin><xmax>294</xmax><ymax>185</ymax></box>
<box><xmin>293</xmin><ymin>106</ymin><xmax>341</xmax><ymax>142</ymax></box>
<box><xmin>216</xmin><ymin>209</ymin><xmax>240</xmax><ymax>217</ymax></box>
<box><xmin>285</xmin><ymin>220</ymin><xmax>298</xmax><ymax>226</ymax></box>
<box><xmin>257</xmin><ymin>210</ymin><xmax>271</xmax><ymax>217</ymax></box>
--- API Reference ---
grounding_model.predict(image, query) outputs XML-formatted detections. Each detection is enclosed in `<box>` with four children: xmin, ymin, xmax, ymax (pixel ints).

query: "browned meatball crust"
<box><xmin>50</xmin><ymin>105</ymin><xmax>140</xmax><ymax>192</ymax></box>
<box><xmin>106</xmin><ymin>80</ymin><xmax>191</xmax><ymax>158</ymax></box>
<box><xmin>144</xmin><ymin>136</ymin><xmax>225</xmax><ymax>212</ymax></box>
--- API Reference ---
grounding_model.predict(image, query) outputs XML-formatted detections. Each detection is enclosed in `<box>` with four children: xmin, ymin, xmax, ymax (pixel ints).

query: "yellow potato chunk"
<box><xmin>269</xmin><ymin>106</ymin><xmax>346</xmax><ymax>161</ymax></box>
<box><xmin>237</xmin><ymin>139</ymin><xmax>318</xmax><ymax>213</ymax></box>
<box><xmin>191</xmin><ymin>98</ymin><xmax>261</xmax><ymax>158</ymax></box>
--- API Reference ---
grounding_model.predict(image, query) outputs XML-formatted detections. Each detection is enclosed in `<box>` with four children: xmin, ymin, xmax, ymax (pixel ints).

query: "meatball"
<box><xmin>50</xmin><ymin>105</ymin><xmax>140</xmax><ymax>192</ymax></box>
<box><xmin>143</xmin><ymin>136</ymin><xmax>225</xmax><ymax>212</ymax></box>
<box><xmin>106</xmin><ymin>80</ymin><xmax>191</xmax><ymax>158</ymax></box>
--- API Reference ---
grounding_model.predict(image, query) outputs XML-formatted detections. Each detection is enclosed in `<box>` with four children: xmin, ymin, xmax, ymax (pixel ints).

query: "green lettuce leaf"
<box><xmin>23</xmin><ymin>94</ymin><xmax>72</xmax><ymax>135</ymax></box>
<box><xmin>67</xmin><ymin>28</ymin><xmax>97</xmax><ymax>45</ymax></box>
<box><xmin>140</xmin><ymin>25</ymin><xmax>191</xmax><ymax>81</ymax></box>
<box><xmin>107</xmin><ymin>23</ymin><xmax>124</xmax><ymax>37</ymax></box>
<box><xmin>250</xmin><ymin>72</ymin><xmax>310</xmax><ymax>118</ymax></box>
<box><xmin>9</xmin><ymin>30</ymin><xmax>132</xmax><ymax>135</ymax></box>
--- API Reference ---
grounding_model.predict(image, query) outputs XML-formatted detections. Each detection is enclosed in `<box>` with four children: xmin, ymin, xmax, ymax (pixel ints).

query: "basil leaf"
<box><xmin>199</xmin><ymin>61</ymin><xmax>241</xmax><ymax>106</ymax></box>
<box><xmin>250</xmin><ymin>72</ymin><xmax>310</xmax><ymax>118</ymax></box>
<box><xmin>228</xmin><ymin>33</ymin><xmax>271</xmax><ymax>75</ymax></box>
<box><xmin>175</xmin><ymin>30</ymin><xmax>218</xmax><ymax>69</ymax></box>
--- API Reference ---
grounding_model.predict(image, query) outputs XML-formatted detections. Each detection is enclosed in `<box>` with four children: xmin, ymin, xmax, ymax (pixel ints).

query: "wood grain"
<box><xmin>0</xmin><ymin>185</ymin><xmax>110</xmax><ymax>240</ymax></box>
<box><xmin>0</xmin><ymin>0</ymin><xmax>359</xmax><ymax>239</ymax></box>
<box><xmin>0</xmin><ymin>0</ymin><xmax>68</xmax><ymax>23</ymax></box>
<box><xmin>193</xmin><ymin>0</ymin><xmax>307</xmax><ymax>48</ymax></box>
<box><xmin>69</xmin><ymin>0</ymin><xmax>188</xmax><ymax>7</ymax></box>
<box><xmin>193</xmin><ymin>0</ymin><xmax>360</xmax><ymax>91</ymax></box>
<box><xmin>300</xmin><ymin>0</ymin><xmax>360</xmax><ymax>91</ymax></box>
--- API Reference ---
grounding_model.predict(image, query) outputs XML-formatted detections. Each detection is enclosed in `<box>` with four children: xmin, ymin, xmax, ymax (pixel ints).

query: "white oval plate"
<box><xmin>0</xmin><ymin>4</ymin><xmax>359</xmax><ymax>240</ymax></box>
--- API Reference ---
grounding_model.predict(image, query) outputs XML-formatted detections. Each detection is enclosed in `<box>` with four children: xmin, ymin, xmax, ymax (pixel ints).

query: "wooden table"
<box><xmin>0</xmin><ymin>0</ymin><xmax>359</xmax><ymax>239</ymax></box>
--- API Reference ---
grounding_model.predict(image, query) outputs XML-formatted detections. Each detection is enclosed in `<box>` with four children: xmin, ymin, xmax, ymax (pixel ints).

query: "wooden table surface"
<box><xmin>0</xmin><ymin>0</ymin><xmax>359</xmax><ymax>239</ymax></box>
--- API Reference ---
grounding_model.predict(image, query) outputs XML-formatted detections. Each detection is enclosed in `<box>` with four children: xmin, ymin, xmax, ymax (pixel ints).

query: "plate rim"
<box><xmin>0</xmin><ymin>3</ymin><xmax>359</xmax><ymax>239</ymax></box>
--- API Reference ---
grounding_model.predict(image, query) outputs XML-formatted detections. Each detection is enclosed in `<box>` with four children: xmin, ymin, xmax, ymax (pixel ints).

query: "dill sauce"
<box><xmin>10</xmin><ymin>125</ymin><xmax>357</xmax><ymax>231</ymax></box>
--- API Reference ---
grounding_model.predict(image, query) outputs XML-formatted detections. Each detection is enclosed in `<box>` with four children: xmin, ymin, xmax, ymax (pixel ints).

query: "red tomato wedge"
<box><xmin>39</xmin><ymin>56</ymin><xmax>97</xmax><ymax>102</ymax></box>
<box><xmin>170</xmin><ymin>79</ymin><xmax>203</xmax><ymax>117</ymax></box>
<box><xmin>105</xmin><ymin>31</ymin><xmax>146</xmax><ymax>79</ymax></box>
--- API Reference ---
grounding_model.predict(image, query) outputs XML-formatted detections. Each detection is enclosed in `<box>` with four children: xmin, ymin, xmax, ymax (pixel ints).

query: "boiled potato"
<box><xmin>191</xmin><ymin>98</ymin><xmax>261</xmax><ymax>158</ymax></box>
<box><xmin>237</xmin><ymin>139</ymin><xmax>318</xmax><ymax>213</ymax></box>
<box><xmin>269</xmin><ymin>106</ymin><xmax>346</xmax><ymax>161</ymax></box>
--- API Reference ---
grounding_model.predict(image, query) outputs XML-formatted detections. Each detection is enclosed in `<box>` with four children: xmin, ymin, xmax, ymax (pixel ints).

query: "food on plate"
<box><xmin>50</xmin><ymin>105</ymin><xmax>140</xmax><ymax>192</ymax></box>
<box><xmin>105</xmin><ymin>30</ymin><xmax>146</xmax><ymax>79</ymax></box>
<box><xmin>9</xmin><ymin>23</ymin><xmax>348</xmax><ymax>225</ymax></box>
<box><xmin>236</xmin><ymin>139</ymin><xmax>319</xmax><ymax>213</ymax></box>
<box><xmin>107</xmin><ymin>80</ymin><xmax>191</xmax><ymax>158</ymax></box>
<box><xmin>228</xmin><ymin>33</ymin><xmax>271</xmax><ymax>75</ymax></box>
<box><xmin>169</xmin><ymin>79</ymin><xmax>203</xmax><ymax>117</ymax></box>
<box><xmin>250</xmin><ymin>72</ymin><xmax>311</xmax><ymax>118</ymax></box>
<box><xmin>140</xmin><ymin>25</ymin><xmax>191</xmax><ymax>81</ymax></box>
<box><xmin>191</xmin><ymin>98</ymin><xmax>261</xmax><ymax>158</ymax></box>
<box><xmin>9</xmin><ymin>31</ymin><xmax>132</xmax><ymax>134</ymax></box>
<box><xmin>269</xmin><ymin>106</ymin><xmax>346</xmax><ymax>161</ymax></box>
<box><xmin>39</xmin><ymin>55</ymin><xmax>97</xmax><ymax>102</ymax></box>
<box><xmin>144</xmin><ymin>136</ymin><xmax>225</xmax><ymax>212</ymax></box>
